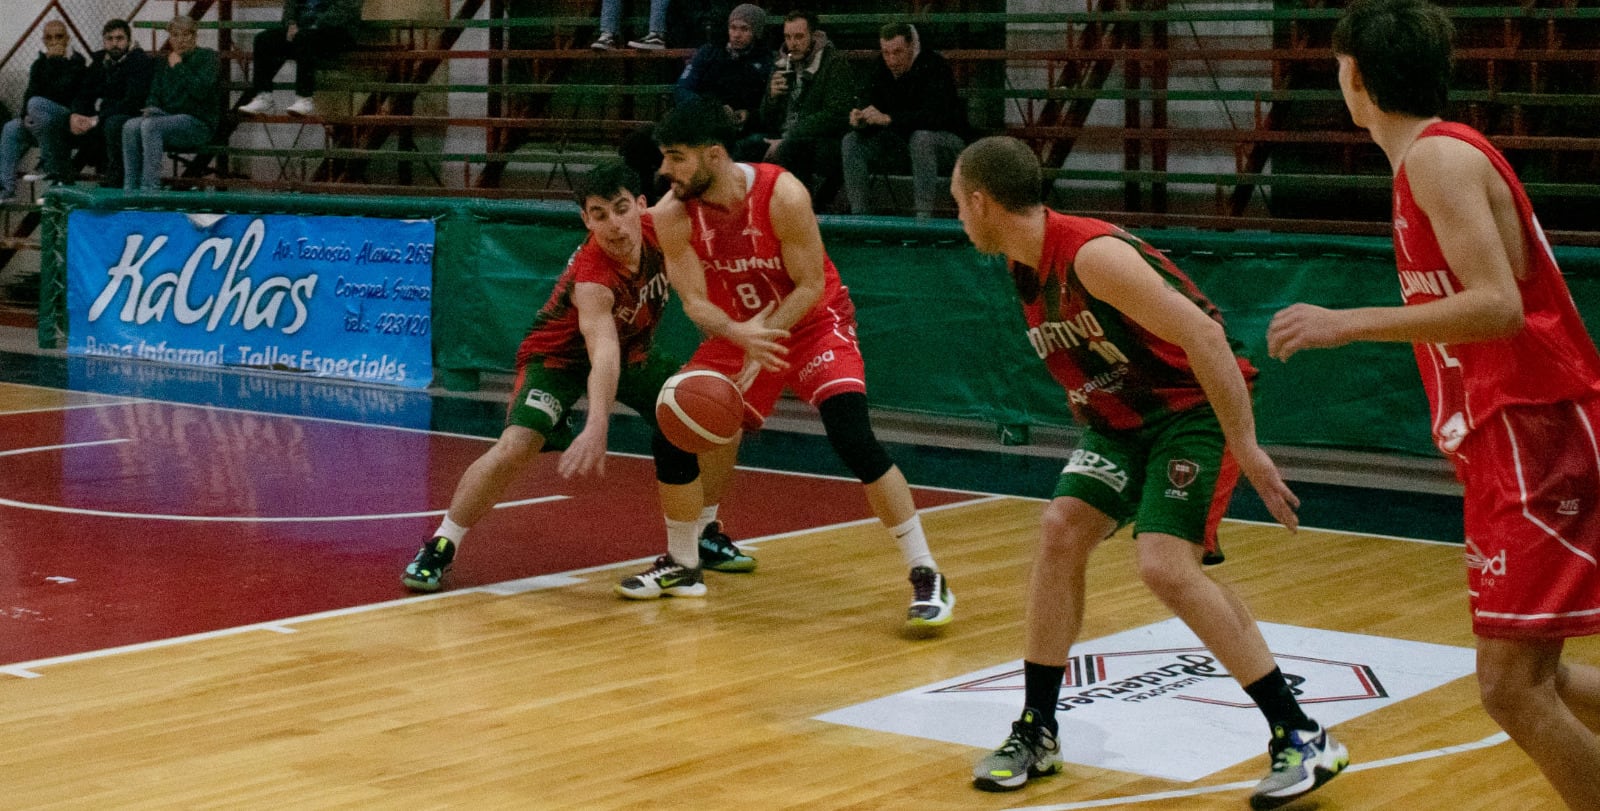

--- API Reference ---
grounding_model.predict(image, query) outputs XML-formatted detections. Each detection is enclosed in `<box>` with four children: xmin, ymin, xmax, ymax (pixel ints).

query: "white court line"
<box><xmin>0</xmin><ymin>438</ymin><xmax>130</xmax><ymax>457</ymax></box>
<box><xmin>1001</xmin><ymin>732</ymin><xmax>1511</xmax><ymax>811</ymax></box>
<box><xmin>0</xmin><ymin>588</ymin><xmax>478</xmax><ymax>678</ymax></box>
<box><xmin>0</xmin><ymin>498</ymin><xmax>1006</xmax><ymax>677</ymax></box>
<box><xmin>0</xmin><ymin>494</ymin><xmax>567</xmax><ymax>523</ymax></box>
<box><xmin>0</xmin><ymin>399</ymin><xmax>147</xmax><ymax>416</ymax></box>
<box><xmin>606</xmin><ymin>449</ymin><xmax>1001</xmax><ymax>498</ymax></box>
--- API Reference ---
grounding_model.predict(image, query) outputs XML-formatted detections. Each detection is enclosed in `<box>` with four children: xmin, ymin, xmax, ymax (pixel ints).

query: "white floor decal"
<box><xmin>816</xmin><ymin>619</ymin><xmax>1476</xmax><ymax>781</ymax></box>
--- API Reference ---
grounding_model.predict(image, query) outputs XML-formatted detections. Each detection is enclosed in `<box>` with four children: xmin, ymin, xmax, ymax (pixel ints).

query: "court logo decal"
<box><xmin>815</xmin><ymin>619</ymin><xmax>1475</xmax><ymax>781</ymax></box>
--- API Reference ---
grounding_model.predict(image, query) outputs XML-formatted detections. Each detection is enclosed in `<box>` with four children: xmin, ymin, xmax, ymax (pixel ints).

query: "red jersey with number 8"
<box><xmin>1392</xmin><ymin>122</ymin><xmax>1600</xmax><ymax>455</ymax></box>
<box><xmin>679</xmin><ymin>162</ymin><xmax>851</xmax><ymax>325</ymax></box>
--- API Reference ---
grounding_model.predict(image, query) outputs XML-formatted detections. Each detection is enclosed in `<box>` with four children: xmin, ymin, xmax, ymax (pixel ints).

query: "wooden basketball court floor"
<box><xmin>0</xmin><ymin>348</ymin><xmax>1588</xmax><ymax>810</ymax></box>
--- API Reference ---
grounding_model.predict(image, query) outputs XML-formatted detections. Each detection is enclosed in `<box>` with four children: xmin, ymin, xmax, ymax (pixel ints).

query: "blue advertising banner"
<box><xmin>66</xmin><ymin>211</ymin><xmax>434</xmax><ymax>388</ymax></box>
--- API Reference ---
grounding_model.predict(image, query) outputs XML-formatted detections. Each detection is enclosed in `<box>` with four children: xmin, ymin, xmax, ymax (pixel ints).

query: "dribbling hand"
<box><xmin>726</xmin><ymin>302</ymin><xmax>790</xmax><ymax>373</ymax></box>
<box><xmin>558</xmin><ymin>428</ymin><xmax>607</xmax><ymax>479</ymax></box>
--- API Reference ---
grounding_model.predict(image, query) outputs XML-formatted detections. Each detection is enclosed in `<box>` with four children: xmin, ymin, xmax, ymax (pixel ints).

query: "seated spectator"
<box><xmin>70</xmin><ymin>19</ymin><xmax>154</xmax><ymax>189</ymax></box>
<box><xmin>592</xmin><ymin>0</ymin><xmax>671</xmax><ymax>51</ymax></box>
<box><xmin>0</xmin><ymin>20</ymin><xmax>87</xmax><ymax>198</ymax></box>
<box><xmin>622</xmin><ymin>2</ymin><xmax>773</xmax><ymax>197</ymax></box>
<box><xmin>842</xmin><ymin>23</ymin><xmax>968</xmax><ymax>219</ymax></box>
<box><xmin>675</xmin><ymin>3</ymin><xmax>773</xmax><ymax>159</ymax></box>
<box><xmin>123</xmin><ymin>17</ymin><xmax>220</xmax><ymax>192</ymax></box>
<box><xmin>237</xmin><ymin>0</ymin><xmax>362</xmax><ymax>117</ymax></box>
<box><xmin>757</xmin><ymin>10</ymin><xmax>853</xmax><ymax>209</ymax></box>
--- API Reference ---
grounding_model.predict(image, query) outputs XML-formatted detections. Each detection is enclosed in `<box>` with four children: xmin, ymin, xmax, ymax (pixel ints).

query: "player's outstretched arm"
<box><xmin>1268</xmin><ymin>138</ymin><xmax>1524</xmax><ymax>362</ymax></box>
<box><xmin>1076</xmin><ymin>236</ymin><xmax>1300</xmax><ymax>530</ymax></box>
<box><xmin>559</xmin><ymin>281</ymin><xmax>622</xmax><ymax>479</ymax></box>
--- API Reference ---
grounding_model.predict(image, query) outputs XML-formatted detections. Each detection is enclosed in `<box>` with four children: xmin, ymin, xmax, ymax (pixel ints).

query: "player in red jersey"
<box><xmin>1268</xmin><ymin>2</ymin><xmax>1600</xmax><ymax>807</ymax></box>
<box><xmin>401</xmin><ymin>162</ymin><xmax>741</xmax><ymax>593</ymax></box>
<box><xmin>953</xmin><ymin>137</ymin><xmax>1346</xmax><ymax>808</ymax></box>
<box><xmin>614</xmin><ymin>96</ymin><xmax>956</xmax><ymax>630</ymax></box>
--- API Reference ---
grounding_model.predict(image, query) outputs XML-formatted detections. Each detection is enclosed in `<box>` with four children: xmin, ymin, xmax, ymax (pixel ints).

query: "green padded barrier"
<box><xmin>40</xmin><ymin>188</ymin><xmax>1600</xmax><ymax>457</ymax></box>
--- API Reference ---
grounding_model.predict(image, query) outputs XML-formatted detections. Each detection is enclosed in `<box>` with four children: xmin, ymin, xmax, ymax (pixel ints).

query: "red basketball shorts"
<box><xmin>686</xmin><ymin>296</ymin><xmax>867</xmax><ymax>431</ymax></box>
<box><xmin>1455</xmin><ymin>398</ymin><xmax>1600</xmax><ymax>639</ymax></box>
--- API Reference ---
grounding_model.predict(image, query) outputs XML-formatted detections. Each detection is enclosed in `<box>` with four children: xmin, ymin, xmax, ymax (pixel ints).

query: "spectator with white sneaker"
<box><xmin>591</xmin><ymin>0</ymin><xmax>671</xmax><ymax>51</ymax></box>
<box><xmin>237</xmin><ymin>0</ymin><xmax>362</xmax><ymax>117</ymax></box>
<box><xmin>0</xmin><ymin>20</ymin><xmax>87</xmax><ymax>199</ymax></box>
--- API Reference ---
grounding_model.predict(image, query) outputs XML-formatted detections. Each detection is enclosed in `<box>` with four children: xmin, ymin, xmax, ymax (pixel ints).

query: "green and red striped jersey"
<box><xmin>1012</xmin><ymin>210</ymin><xmax>1256</xmax><ymax>432</ymax></box>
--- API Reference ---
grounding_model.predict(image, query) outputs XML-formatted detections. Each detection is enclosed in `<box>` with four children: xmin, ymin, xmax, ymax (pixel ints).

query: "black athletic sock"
<box><xmin>1023</xmin><ymin>660</ymin><xmax>1066</xmax><ymax>734</ymax></box>
<box><xmin>1244</xmin><ymin>667</ymin><xmax>1314</xmax><ymax>733</ymax></box>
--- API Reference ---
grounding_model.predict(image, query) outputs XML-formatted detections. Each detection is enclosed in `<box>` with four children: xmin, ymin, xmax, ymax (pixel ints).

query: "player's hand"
<box><xmin>286</xmin><ymin>23</ymin><xmax>299</xmax><ymax>42</ymax></box>
<box><xmin>1235</xmin><ymin>443</ymin><xmax>1299</xmax><ymax>532</ymax></box>
<box><xmin>69</xmin><ymin>114</ymin><xmax>95</xmax><ymax>135</ymax></box>
<box><xmin>1267</xmin><ymin>303</ymin><xmax>1346</xmax><ymax>362</ymax></box>
<box><xmin>734</xmin><ymin>357</ymin><xmax>762</xmax><ymax>392</ymax></box>
<box><xmin>558</xmin><ymin>428</ymin><xmax>607</xmax><ymax>479</ymax></box>
<box><xmin>726</xmin><ymin>302</ymin><xmax>790</xmax><ymax>372</ymax></box>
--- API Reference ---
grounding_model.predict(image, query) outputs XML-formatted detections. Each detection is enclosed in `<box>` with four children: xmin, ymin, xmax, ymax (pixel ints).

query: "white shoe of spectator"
<box><xmin>238</xmin><ymin>95</ymin><xmax>275</xmax><ymax>115</ymax></box>
<box><xmin>286</xmin><ymin>96</ymin><xmax>317</xmax><ymax>117</ymax></box>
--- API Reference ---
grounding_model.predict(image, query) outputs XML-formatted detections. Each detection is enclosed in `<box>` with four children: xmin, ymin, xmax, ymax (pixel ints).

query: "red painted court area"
<box><xmin>0</xmin><ymin>399</ymin><xmax>975</xmax><ymax>667</ymax></box>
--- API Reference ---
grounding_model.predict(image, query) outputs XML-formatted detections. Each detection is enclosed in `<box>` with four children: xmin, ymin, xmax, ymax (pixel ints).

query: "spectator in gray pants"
<box><xmin>123</xmin><ymin>17</ymin><xmax>220</xmax><ymax>192</ymax></box>
<box><xmin>0</xmin><ymin>20</ymin><xmax>87</xmax><ymax>198</ymax></box>
<box><xmin>842</xmin><ymin>22</ymin><xmax>967</xmax><ymax>218</ymax></box>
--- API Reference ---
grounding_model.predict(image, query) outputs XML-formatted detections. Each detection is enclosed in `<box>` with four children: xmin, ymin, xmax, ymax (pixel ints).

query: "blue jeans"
<box><xmin>0</xmin><ymin>96</ymin><xmax>72</xmax><ymax>197</ymax></box>
<box><xmin>600</xmin><ymin>0</ymin><xmax>669</xmax><ymax>35</ymax></box>
<box><xmin>122</xmin><ymin>113</ymin><xmax>212</xmax><ymax>191</ymax></box>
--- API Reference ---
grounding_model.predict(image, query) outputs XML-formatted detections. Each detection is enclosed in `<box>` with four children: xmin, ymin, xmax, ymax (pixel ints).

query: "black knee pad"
<box><xmin>652</xmin><ymin>429</ymin><xmax>701</xmax><ymax>485</ymax></box>
<box><xmin>819</xmin><ymin>392</ymin><xmax>894</xmax><ymax>483</ymax></box>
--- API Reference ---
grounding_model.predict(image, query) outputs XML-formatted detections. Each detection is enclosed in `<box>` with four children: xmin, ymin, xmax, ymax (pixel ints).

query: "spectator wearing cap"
<box><xmin>674</xmin><ymin>3</ymin><xmax>774</xmax><ymax>152</ymax></box>
<box><xmin>842</xmin><ymin>22</ymin><xmax>969</xmax><ymax>218</ymax></box>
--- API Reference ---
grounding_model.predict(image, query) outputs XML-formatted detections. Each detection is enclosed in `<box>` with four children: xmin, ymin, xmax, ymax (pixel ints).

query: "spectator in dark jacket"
<box><xmin>675</xmin><ymin>3</ymin><xmax>773</xmax><ymax>145</ymax></box>
<box><xmin>0</xmin><ymin>20</ymin><xmax>87</xmax><ymax>198</ymax></box>
<box><xmin>70</xmin><ymin>19</ymin><xmax>155</xmax><ymax>189</ymax></box>
<box><xmin>237</xmin><ymin>0</ymin><xmax>363</xmax><ymax>117</ymax></box>
<box><xmin>123</xmin><ymin>17</ymin><xmax>221</xmax><ymax>191</ymax></box>
<box><xmin>758</xmin><ymin>11</ymin><xmax>853</xmax><ymax>209</ymax></box>
<box><xmin>842</xmin><ymin>22</ymin><xmax>969</xmax><ymax>218</ymax></box>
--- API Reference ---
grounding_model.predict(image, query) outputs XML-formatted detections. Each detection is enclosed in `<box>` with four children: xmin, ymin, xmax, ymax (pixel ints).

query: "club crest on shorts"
<box><xmin>1167</xmin><ymin>459</ymin><xmax>1200</xmax><ymax>489</ymax></box>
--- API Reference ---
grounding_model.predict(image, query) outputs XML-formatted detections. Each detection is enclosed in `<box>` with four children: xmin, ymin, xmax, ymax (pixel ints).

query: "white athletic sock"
<box><xmin>434</xmin><ymin>516</ymin><xmax>469</xmax><ymax>548</ymax></box>
<box><xmin>666</xmin><ymin>517</ymin><xmax>700</xmax><ymax>568</ymax></box>
<box><xmin>889</xmin><ymin>515</ymin><xmax>935</xmax><ymax>571</ymax></box>
<box><xmin>697</xmin><ymin>504</ymin><xmax>720</xmax><ymax>535</ymax></box>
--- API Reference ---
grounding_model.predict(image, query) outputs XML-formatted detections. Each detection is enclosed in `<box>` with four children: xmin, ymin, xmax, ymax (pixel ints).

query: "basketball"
<box><xmin>655</xmin><ymin>370</ymin><xmax>745</xmax><ymax>453</ymax></box>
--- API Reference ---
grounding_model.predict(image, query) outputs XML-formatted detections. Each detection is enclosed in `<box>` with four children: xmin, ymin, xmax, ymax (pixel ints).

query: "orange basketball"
<box><xmin>655</xmin><ymin>370</ymin><xmax>745</xmax><ymax>454</ymax></box>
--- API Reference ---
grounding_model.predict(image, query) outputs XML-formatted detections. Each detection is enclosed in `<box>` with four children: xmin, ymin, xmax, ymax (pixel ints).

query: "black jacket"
<box><xmin>759</xmin><ymin>41</ymin><xmax>854</xmax><ymax>141</ymax></box>
<box><xmin>73</xmin><ymin>48</ymin><xmax>155</xmax><ymax>119</ymax></box>
<box><xmin>676</xmin><ymin>42</ymin><xmax>774</xmax><ymax>132</ymax></box>
<box><xmin>22</xmin><ymin>50</ymin><xmax>87</xmax><ymax>110</ymax></box>
<box><xmin>855</xmin><ymin>49</ymin><xmax>967</xmax><ymax>140</ymax></box>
